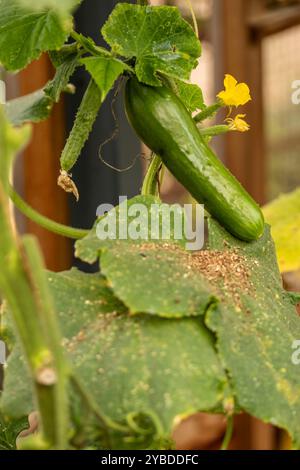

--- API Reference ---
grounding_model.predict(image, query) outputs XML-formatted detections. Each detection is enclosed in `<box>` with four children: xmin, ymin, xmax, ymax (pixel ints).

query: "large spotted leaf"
<box><xmin>0</xmin><ymin>268</ymin><xmax>229</xmax><ymax>449</ymax></box>
<box><xmin>76</xmin><ymin>195</ymin><xmax>300</xmax><ymax>446</ymax></box>
<box><xmin>75</xmin><ymin>195</ymin><xmax>214</xmax><ymax>318</ymax></box>
<box><xmin>205</xmin><ymin>218</ymin><xmax>300</xmax><ymax>448</ymax></box>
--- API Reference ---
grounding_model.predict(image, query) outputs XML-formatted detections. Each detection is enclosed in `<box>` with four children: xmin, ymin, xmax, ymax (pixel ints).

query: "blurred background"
<box><xmin>2</xmin><ymin>0</ymin><xmax>300</xmax><ymax>450</ymax></box>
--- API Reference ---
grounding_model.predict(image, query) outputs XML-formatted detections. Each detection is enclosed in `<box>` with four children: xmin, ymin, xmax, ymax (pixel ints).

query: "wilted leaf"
<box><xmin>263</xmin><ymin>188</ymin><xmax>300</xmax><ymax>273</ymax></box>
<box><xmin>0</xmin><ymin>0</ymin><xmax>72</xmax><ymax>71</ymax></box>
<box><xmin>1</xmin><ymin>268</ymin><xmax>229</xmax><ymax>448</ymax></box>
<box><xmin>102</xmin><ymin>4</ymin><xmax>201</xmax><ymax>86</ymax></box>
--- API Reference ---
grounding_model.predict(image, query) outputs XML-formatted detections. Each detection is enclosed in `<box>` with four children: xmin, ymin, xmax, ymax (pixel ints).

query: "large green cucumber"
<box><xmin>125</xmin><ymin>78</ymin><xmax>264</xmax><ymax>242</ymax></box>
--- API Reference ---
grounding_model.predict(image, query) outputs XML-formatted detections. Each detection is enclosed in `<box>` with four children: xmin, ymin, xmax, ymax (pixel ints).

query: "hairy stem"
<box><xmin>0</xmin><ymin>192</ymin><xmax>68</xmax><ymax>449</ymax></box>
<box><xmin>70</xmin><ymin>31</ymin><xmax>111</xmax><ymax>57</ymax></box>
<box><xmin>21</xmin><ymin>236</ymin><xmax>70</xmax><ymax>448</ymax></box>
<box><xmin>0</xmin><ymin>110</ymin><xmax>69</xmax><ymax>449</ymax></box>
<box><xmin>194</xmin><ymin>102</ymin><xmax>221</xmax><ymax>123</ymax></box>
<box><xmin>9</xmin><ymin>185</ymin><xmax>89</xmax><ymax>239</ymax></box>
<box><xmin>199</xmin><ymin>125</ymin><xmax>229</xmax><ymax>137</ymax></box>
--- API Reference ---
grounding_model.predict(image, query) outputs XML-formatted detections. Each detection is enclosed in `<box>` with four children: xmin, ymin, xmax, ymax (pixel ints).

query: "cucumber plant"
<box><xmin>125</xmin><ymin>78</ymin><xmax>264</xmax><ymax>241</ymax></box>
<box><xmin>0</xmin><ymin>0</ymin><xmax>300</xmax><ymax>450</ymax></box>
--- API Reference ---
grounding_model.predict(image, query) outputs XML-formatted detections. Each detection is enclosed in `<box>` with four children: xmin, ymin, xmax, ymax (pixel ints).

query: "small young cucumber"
<box><xmin>125</xmin><ymin>78</ymin><xmax>264</xmax><ymax>242</ymax></box>
<box><xmin>60</xmin><ymin>79</ymin><xmax>102</xmax><ymax>172</ymax></box>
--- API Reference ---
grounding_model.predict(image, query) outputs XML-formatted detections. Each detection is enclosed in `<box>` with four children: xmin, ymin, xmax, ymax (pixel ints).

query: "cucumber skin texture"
<box><xmin>60</xmin><ymin>79</ymin><xmax>102</xmax><ymax>172</ymax></box>
<box><xmin>125</xmin><ymin>78</ymin><xmax>265</xmax><ymax>242</ymax></box>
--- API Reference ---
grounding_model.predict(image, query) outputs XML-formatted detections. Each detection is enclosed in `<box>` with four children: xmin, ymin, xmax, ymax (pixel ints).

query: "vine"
<box><xmin>9</xmin><ymin>185</ymin><xmax>88</xmax><ymax>240</ymax></box>
<box><xmin>220</xmin><ymin>416</ymin><xmax>234</xmax><ymax>451</ymax></box>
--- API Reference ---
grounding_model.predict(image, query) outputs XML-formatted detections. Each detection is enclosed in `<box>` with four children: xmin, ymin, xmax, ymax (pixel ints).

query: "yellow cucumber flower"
<box><xmin>226</xmin><ymin>114</ymin><xmax>250</xmax><ymax>132</ymax></box>
<box><xmin>217</xmin><ymin>74</ymin><xmax>251</xmax><ymax>107</ymax></box>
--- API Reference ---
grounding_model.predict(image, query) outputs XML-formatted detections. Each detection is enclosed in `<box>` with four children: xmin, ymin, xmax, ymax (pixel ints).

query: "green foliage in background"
<box><xmin>263</xmin><ymin>188</ymin><xmax>300</xmax><ymax>273</ymax></box>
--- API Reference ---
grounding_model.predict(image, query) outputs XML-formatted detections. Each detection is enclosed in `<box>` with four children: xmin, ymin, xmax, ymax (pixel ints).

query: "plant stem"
<box><xmin>9</xmin><ymin>184</ymin><xmax>89</xmax><ymax>239</ymax></box>
<box><xmin>70</xmin><ymin>31</ymin><xmax>111</xmax><ymax>57</ymax></box>
<box><xmin>220</xmin><ymin>416</ymin><xmax>234</xmax><ymax>450</ymax></box>
<box><xmin>141</xmin><ymin>155</ymin><xmax>162</xmax><ymax>197</ymax></box>
<box><xmin>70</xmin><ymin>30</ymin><xmax>81</xmax><ymax>43</ymax></box>
<box><xmin>194</xmin><ymin>102</ymin><xmax>221</xmax><ymax>123</ymax></box>
<box><xmin>22</xmin><ymin>236</ymin><xmax>70</xmax><ymax>449</ymax></box>
<box><xmin>0</xmin><ymin>110</ymin><xmax>69</xmax><ymax>449</ymax></box>
<box><xmin>199</xmin><ymin>125</ymin><xmax>229</xmax><ymax>137</ymax></box>
<box><xmin>289</xmin><ymin>292</ymin><xmax>300</xmax><ymax>304</ymax></box>
<box><xmin>0</xmin><ymin>191</ymin><xmax>67</xmax><ymax>449</ymax></box>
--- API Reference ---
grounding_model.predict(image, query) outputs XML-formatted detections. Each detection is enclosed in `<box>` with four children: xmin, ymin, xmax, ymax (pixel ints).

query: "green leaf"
<box><xmin>76</xmin><ymin>196</ymin><xmax>215</xmax><ymax>318</ymax></box>
<box><xmin>76</xmin><ymin>196</ymin><xmax>300</xmax><ymax>445</ymax></box>
<box><xmin>101</xmin><ymin>4</ymin><xmax>201</xmax><ymax>86</ymax></box>
<box><xmin>0</xmin><ymin>0</ymin><xmax>72</xmax><ymax>71</ymax></box>
<box><xmin>81</xmin><ymin>57</ymin><xmax>127</xmax><ymax>101</ymax></box>
<box><xmin>5</xmin><ymin>45</ymin><xmax>78</xmax><ymax>124</ymax></box>
<box><xmin>5</xmin><ymin>89</ymin><xmax>53</xmax><ymax>125</ymax></box>
<box><xmin>72</xmin><ymin>33</ymin><xmax>111</xmax><ymax>58</ymax></box>
<box><xmin>75</xmin><ymin>195</ymin><xmax>187</xmax><ymax>264</ymax></box>
<box><xmin>173</xmin><ymin>79</ymin><xmax>205</xmax><ymax>113</ymax></box>
<box><xmin>205</xmin><ymin>218</ymin><xmax>300</xmax><ymax>448</ymax></box>
<box><xmin>17</xmin><ymin>0</ymin><xmax>81</xmax><ymax>15</ymax></box>
<box><xmin>0</xmin><ymin>413</ymin><xmax>28</xmax><ymax>450</ymax></box>
<box><xmin>263</xmin><ymin>187</ymin><xmax>300</xmax><ymax>273</ymax></box>
<box><xmin>1</xmin><ymin>268</ymin><xmax>229</xmax><ymax>448</ymax></box>
<box><xmin>100</xmin><ymin>242</ymin><xmax>215</xmax><ymax>318</ymax></box>
<box><xmin>48</xmin><ymin>42</ymin><xmax>78</xmax><ymax>67</ymax></box>
<box><xmin>45</xmin><ymin>46</ymin><xmax>81</xmax><ymax>102</ymax></box>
